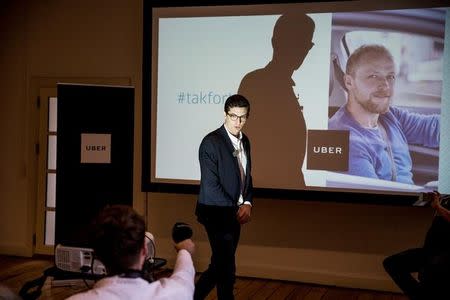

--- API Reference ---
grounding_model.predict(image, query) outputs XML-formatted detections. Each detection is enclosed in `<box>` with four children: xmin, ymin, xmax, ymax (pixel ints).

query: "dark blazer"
<box><xmin>197</xmin><ymin>125</ymin><xmax>253</xmax><ymax>208</ymax></box>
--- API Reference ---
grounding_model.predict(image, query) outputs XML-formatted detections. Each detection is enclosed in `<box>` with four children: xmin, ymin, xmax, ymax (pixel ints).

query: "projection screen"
<box><xmin>142</xmin><ymin>0</ymin><xmax>450</xmax><ymax>204</ymax></box>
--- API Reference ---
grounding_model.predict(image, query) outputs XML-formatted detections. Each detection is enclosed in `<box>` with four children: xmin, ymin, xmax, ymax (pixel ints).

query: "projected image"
<box><xmin>154</xmin><ymin>12</ymin><xmax>332</xmax><ymax>188</ymax></box>
<box><xmin>324</xmin><ymin>8</ymin><xmax>444</xmax><ymax>192</ymax></box>
<box><xmin>145</xmin><ymin>3</ymin><xmax>449</xmax><ymax>198</ymax></box>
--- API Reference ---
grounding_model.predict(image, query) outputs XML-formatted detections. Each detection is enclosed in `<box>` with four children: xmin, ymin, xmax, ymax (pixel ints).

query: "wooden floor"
<box><xmin>0</xmin><ymin>255</ymin><xmax>408</xmax><ymax>300</ymax></box>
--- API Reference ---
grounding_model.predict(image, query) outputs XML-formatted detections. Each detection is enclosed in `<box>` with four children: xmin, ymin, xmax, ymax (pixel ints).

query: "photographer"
<box><xmin>67</xmin><ymin>205</ymin><xmax>195</xmax><ymax>300</ymax></box>
<box><xmin>383</xmin><ymin>191</ymin><xmax>450</xmax><ymax>300</ymax></box>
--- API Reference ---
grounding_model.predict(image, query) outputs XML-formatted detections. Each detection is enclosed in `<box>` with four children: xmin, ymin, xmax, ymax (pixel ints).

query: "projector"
<box><xmin>55</xmin><ymin>232</ymin><xmax>155</xmax><ymax>275</ymax></box>
<box><xmin>55</xmin><ymin>244</ymin><xmax>106</xmax><ymax>275</ymax></box>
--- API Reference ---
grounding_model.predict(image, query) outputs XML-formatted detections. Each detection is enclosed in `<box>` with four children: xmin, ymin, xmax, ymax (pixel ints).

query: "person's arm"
<box><xmin>329</xmin><ymin>108</ymin><xmax>384</xmax><ymax>180</ymax></box>
<box><xmin>172</xmin><ymin>239</ymin><xmax>195</xmax><ymax>281</ymax></box>
<box><xmin>199</xmin><ymin>137</ymin><xmax>234</xmax><ymax>203</ymax></box>
<box><xmin>152</xmin><ymin>240</ymin><xmax>196</xmax><ymax>300</ymax></box>
<box><xmin>174</xmin><ymin>239</ymin><xmax>195</xmax><ymax>255</ymax></box>
<box><xmin>435</xmin><ymin>205</ymin><xmax>450</xmax><ymax>222</ymax></box>
<box><xmin>237</xmin><ymin>204</ymin><xmax>251</xmax><ymax>224</ymax></box>
<box><xmin>431</xmin><ymin>193</ymin><xmax>450</xmax><ymax>222</ymax></box>
<box><xmin>393</xmin><ymin>107</ymin><xmax>440</xmax><ymax>148</ymax></box>
<box><xmin>347</xmin><ymin>141</ymin><xmax>380</xmax><ymax>179</ymax></box>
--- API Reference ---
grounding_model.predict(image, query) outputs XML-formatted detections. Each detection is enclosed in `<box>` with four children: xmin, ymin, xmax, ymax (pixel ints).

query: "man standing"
<box><xmin>195</xmin><ymin>94</ymin><xmax>253</xmax><ymax>300</ymax></box>
<box><xmin>329</xmin><ymin>44</ymin><xmax>440</xmax><ymax>184</ymax></box>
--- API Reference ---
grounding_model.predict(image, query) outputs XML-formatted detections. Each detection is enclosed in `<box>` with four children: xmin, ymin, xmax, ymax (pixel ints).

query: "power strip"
<box><xmin>50</xmin><ymin>277</ymin><xmax>95</xmax><ymax>287</ymax></box>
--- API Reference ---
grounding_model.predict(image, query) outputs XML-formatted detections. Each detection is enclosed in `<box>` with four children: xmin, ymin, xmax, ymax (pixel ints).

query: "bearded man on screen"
<box><xmin>328</xmin><ymin>44</ymin><xmax>440</xmax><ymax>184</ymax></box>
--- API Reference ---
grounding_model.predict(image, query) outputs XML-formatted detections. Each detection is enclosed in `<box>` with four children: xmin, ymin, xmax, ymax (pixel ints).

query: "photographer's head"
<box><xmin>66</xmin><ymin>206</ymin><xmax>196</xmax><ymax>299</ymax></box>
<box><xmin>90</xmin><ymin>205</ymin><xmax>147</xmax><ymax>275</ymax></box>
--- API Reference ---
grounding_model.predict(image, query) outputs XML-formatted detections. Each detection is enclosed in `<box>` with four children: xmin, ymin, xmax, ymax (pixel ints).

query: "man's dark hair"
<box><xmin>90</xmin><ymin>205</ymin><xmax>146</xmax><ymax>275</ymax></box>
<box><xmin>224</xmin><ymin>94</ymin><xmax>250</xmax><ymax>115</ymax></box>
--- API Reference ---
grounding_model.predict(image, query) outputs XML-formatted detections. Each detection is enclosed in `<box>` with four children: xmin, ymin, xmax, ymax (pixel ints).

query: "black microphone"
<box><xmin>172</xmin><ymin>222</ymin><xmax>193</xmax><ymax>243</ymax></box>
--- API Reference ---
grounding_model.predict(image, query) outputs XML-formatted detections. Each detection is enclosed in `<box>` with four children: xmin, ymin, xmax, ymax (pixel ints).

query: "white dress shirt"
<box><xmin>224</xmin><ymin>126</ymin><xmax>251</xmax><ymax>206</ymax></box>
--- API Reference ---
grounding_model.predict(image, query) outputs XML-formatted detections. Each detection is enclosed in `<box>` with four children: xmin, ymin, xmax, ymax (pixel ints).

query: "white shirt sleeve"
<box><xmin>162</xmin><ymin>249</ymin><xmax>196</xmax><ymax>293</ymax></box>
<box><xmin>65</xmin><ymin>249</ymin><xmax>195</xmax><ymax>300</ymax></box>
<box><xmin>142</xmin><ymin>249</ymin><xmax>195</xmax><ymax>300</ymax></box>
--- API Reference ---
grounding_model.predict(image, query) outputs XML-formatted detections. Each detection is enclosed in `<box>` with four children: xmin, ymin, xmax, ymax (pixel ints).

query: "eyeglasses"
<box><xmin>227</xmin><ymin>113</ymin><xmax>248</xmax><ymax>122</ymax></box>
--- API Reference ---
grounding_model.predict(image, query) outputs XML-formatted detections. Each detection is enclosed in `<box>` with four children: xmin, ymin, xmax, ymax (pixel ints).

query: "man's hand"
<box><xmin>430</xmin><ymin>191</ymin><xmax>441</xmax><ymax>209</ymax></box>
<box><xmin>237</xmin><ymin>204</ymin><xmax>252</xmax><ymax>224</ymax></box>
<box><xmin>175</xmin><ymin>239</ymin><xmax>195</xmax><ymax>255</ymax></box>
<box><xmin>430</xmin><ymin>191</ymin><xmax>450</xmax><ymax>223</ymax></box>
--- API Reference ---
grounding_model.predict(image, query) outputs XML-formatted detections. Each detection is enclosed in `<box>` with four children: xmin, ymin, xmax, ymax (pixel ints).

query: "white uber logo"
<box><xmin>80</xmin><ymin>133</ymin><xmax>111</xmax><ymax>164</ymax></box>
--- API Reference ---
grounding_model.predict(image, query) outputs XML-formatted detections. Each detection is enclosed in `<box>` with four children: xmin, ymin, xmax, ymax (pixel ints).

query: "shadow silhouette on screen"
<box><xmin>238</xmin><ymin>12</ymin><xmax>315</xmax><ymax>189</ymax></box>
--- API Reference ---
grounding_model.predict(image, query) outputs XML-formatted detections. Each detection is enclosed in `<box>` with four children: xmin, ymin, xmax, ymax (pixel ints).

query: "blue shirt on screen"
<box><xmin>329</xmin><ymin>105</ymin><xmax>440</xmax><ymax>184</ymax></box>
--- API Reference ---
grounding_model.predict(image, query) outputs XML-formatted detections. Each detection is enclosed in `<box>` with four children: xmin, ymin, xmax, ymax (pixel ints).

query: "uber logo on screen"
<box><xmin>307</xmin><ymin>130</ymin><xmax>349</xmax><ymax>171</ymax></box>
<box><xmin>80</xmin><ymin>133</ymin><xmax>111</xmax><ymax>164</ymax></box>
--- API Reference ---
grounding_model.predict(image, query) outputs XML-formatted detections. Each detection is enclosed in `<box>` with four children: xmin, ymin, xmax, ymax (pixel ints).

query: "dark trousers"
<box><xmin>195</xmin><ymin>204</ymin><xmax>241</xmax><ymax>300</ymax></box>
<box><xmin>383</xmin><ymin>248</ymin><xmax>425</xmax><ymax>300</ymax></box>
<box><xmin>384</xmin><ymin>247</ymin><xmax>450</xmax><ymax>300</ymax></box>
<box><xmin>383</xmin><ymin>217</ymin><xmax>450</xmax><ymax>300</ymax></box>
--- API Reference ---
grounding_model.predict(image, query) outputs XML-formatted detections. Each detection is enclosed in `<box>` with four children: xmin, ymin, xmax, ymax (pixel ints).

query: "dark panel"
<box><xmin>55</xmin><ymin>83</ymin><xmax>134</xmax><ymax>247</ymax></box>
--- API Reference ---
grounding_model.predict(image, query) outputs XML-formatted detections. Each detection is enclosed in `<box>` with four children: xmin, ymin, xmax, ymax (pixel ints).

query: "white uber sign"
<box><xmin>80</xmin><ymin>133</ymin><xmax>111</xmax><ymax>164</ymax></box>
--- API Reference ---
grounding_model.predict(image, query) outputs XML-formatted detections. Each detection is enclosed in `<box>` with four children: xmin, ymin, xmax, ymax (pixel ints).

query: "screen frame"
<box><xmin>142</xmin><ymin>0</ymin><xmax>445</xmax><ymax>205</ymax></box>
